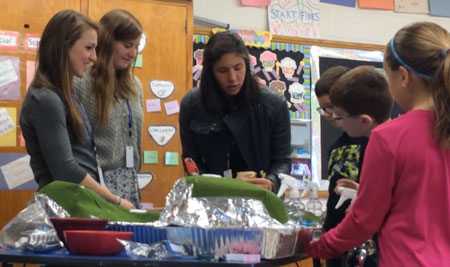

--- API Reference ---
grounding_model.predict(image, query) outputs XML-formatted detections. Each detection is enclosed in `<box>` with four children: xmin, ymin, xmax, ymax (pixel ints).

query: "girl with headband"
<box><xmin>300</xmin><ymin>21</ymin><xmax>450</xmax><ymax>266</ymax></box>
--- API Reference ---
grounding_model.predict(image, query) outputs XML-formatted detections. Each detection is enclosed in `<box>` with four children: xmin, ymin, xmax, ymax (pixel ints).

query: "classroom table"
<box><xmin>0</xmin><ymin>247</ymin><xmax>308</xmax><ymax>267</ymax></box>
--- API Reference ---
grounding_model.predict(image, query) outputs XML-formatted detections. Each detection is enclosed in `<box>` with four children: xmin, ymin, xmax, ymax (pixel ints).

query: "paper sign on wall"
<box><xmin>395</xmin><ymin>0</ymin><xmax>429</xmax><ymax>13</ymax></box>
<box><xmin>143</xmin><ymin>150</ymin><xmax>158</xmax><ymax>164</ymax></box>
<box><xmin>320</xmin><ymin>0</ymin><xmax>356</xmax><ymax>7</ymax></box>
<box><xmin>0</xmin><ymin>59</ymin><xmax>19</xmax><ymax>86</ymax></box>
<box><xmin>164</xmin><ymin>100</ymin><xmax>180</xmax><ymax>115</ymax></box>
<box><xmin>137</xmin><ymin>172</ymin><xmax>153</xmax><ymax>189</ymax></box>
<box><xmin>0</xmin><ymin>57</ymin><xmax>20</xmax><ymax>100</ymax></box>
<box><xmin>133</xmin><ymin>54</ymin><xmax>143</xmax><ymax>68</ymax></box>
<box><xmin>0</xmin><ymin>31</ymin><xmax>19</xmax><ymax>50</ymax></box>
<box><xmin>24</xmin><ymin>34</ymin><xmax>41</xmax><ymax>51</ymax></box>
<box><xmin>268</xmin><ymin>0</ymin><xmax>320</xmax><ymax>38</ymax></box>
<box><xmin>1</xmin><ymin>155</ymin><xmax>34</xmax><ymax>189</ymax></box>
<box><xmin>146</xmin><ymin>98</ymin><xmax>161</xmax><ymax>112</ymax></box>
<box><xmin>147</xmin><ymin>125</ymin><xmax>176</xmax><ymax>146</ymax></box>
<box><xmin>149</xmin><ymin>80</ymin><xmax>175</xmax><ymax>99</ymax></box>
<box><xmin>165</xmin><ymin>152</ymin><xmax>179</xmax><ymax>166</ymax></box>
<box><xmin>26</xmin><ymin>61</ymin><xmax>36</xmax><ymax>90</ymax></box>
<box><xmin>0</xmin><ymin>107</ymin><xmax>16</xmax><ymax>147</ymax></box>
<box><xmin>241</xmin><ymin>0</ymin><xmax>270</xmax><ymax>6</ymax></box>
<box><xmin>138</xmin><ymin>33</ymin><xmax>147</xmax><ymax>53</ymax></box>
<box><xmin>358</xmin><ymin>0</ymin><xmax>394</xmax><ymax>10</ymax></box>
<box><xmin>429</xmin><ymin>0</ymin><xmax>450</xmax><ymax>17</ymax></box>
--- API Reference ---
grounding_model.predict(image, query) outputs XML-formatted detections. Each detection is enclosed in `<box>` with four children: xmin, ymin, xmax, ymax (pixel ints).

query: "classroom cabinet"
<box><xmin>0</xmin><ymin>0</ymin><xmax>193</xmax><ymax>228</ymax></box>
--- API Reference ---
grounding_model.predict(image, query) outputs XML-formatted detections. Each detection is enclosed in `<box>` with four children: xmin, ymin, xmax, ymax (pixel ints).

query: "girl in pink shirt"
<box><xmin>301</xmin><ymin>21</ymin><xmax>450</xmax><ymax>266</ymax></box>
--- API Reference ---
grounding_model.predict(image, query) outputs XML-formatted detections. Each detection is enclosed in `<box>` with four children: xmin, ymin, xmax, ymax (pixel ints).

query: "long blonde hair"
<box><xmin>91</xmin><ymin>9</ymin><xmax>142</xmax><ymax>128</ymax></box>
<box><xmin>385</xmin><ymin>22</ymin><xmax>450</xmax><ymax>148</ymax></box>
<box><xmin>32</xmin><ymin>10</ymin><xmax>98</xmax><ymax>140</ymax></box>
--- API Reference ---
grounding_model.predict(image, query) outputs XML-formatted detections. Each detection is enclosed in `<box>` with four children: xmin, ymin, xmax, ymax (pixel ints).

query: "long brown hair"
<box><xmin>31</xmin><ymin>9</ymin><xmax>98</xmax><ymax>140</ymax></box>
<box><xmin>384</xmin><ymin>21</ymin><xmax>450</xmax><ymax>147</ymax></box>
<box><xmin>91</xmin><ymin>9</ymin><xmax>142</xmax><ymax>128</ymax></box>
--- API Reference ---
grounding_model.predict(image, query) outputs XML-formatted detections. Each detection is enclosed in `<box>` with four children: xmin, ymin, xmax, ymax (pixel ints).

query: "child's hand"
<box><xmin>297</xmin><ymin>228</ymin><xmax>312</xmax><ymax>252</ymax></box>
<box><xmin>335</xmin><ymin>178</ymin><xmax>359</xmax><ymax>194</ymax></box>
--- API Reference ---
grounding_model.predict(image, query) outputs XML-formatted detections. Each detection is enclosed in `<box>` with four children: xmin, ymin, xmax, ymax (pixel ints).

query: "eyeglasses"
<box><xmin>316</xmin><ymin>105</ymin><xmax>334</xmax><ymax>116</ymax></box>
<box><xmin>332</xmin><ymin>112</ymin><xmax>359</xmax><ymax>122</ymax></box>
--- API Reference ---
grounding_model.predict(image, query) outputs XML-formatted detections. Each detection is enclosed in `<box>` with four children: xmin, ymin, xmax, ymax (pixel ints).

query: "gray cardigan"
<box><xmin>20</xmin><ymin>88</ymin><xmax>98</xmax><ymax>189</ymax></box>
<box><xmin>74</xmin><ymin>72</ymin><xmax>144</xmax><ymax>172</ymax></box>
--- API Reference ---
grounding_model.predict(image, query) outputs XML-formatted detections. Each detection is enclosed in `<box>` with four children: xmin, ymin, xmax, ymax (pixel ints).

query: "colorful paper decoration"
<box><xmin>241</xmin><ymin>0</ymin><xmax>270</xmax><ymax>6</ymax></box>
<box><xmin>358</xmin><ymin>0</ymin><xmax>394</xmax><ymax>10</ymax></box>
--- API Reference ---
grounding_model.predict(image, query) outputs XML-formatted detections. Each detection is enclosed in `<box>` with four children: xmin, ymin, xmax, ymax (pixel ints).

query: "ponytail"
<box><xmin>433</xmin><ymin>47</ymin><xmax>450</xmax><ymax>148</ymax></box>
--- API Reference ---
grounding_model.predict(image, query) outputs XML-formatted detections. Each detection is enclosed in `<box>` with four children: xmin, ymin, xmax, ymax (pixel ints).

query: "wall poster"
<box><xmin>193</xmin><ymin>34</ymin><xmax>312</xmax><ymax>120</ymax></box>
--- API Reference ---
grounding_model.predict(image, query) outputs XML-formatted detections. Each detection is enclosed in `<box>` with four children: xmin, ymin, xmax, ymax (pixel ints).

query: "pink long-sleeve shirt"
<box><xmin>307</xmin><ymin>110</ymin><xmax>450</xmax><ymax>266</ymax></box>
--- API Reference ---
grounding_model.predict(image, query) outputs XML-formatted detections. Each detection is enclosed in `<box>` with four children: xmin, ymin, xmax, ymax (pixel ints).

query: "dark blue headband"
<box><xmin>389</xmin><ymin>38</ymin><xmax>432</xmax><ymax>80</ymax></box>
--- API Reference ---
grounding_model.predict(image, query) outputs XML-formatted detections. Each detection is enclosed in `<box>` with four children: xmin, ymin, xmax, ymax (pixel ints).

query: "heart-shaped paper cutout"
<box><xmin>138</xmin><ymin>33</ymin><xmax>146</xmax><ymax>53</ymax></box>
<box><xmin>147</xmin><ymin>125</ymin><xmax>176</xmax><ymax>146</ymax></box>
<box><xmin>149</xmin><ymin>80</ymin><xmax>175</xmax><ymax>99</ymax></box>
<box><xmin>137</xmin><ymin>172</ymin><xmax>154</xmax><ymax>189</ymax></box>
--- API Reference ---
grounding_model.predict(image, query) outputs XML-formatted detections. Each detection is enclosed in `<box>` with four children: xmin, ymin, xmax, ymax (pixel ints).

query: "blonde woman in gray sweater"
<box><xmin>74</xmin><ymin>9</ymin><xmax>143</xmax><ymax>208</ymax></box>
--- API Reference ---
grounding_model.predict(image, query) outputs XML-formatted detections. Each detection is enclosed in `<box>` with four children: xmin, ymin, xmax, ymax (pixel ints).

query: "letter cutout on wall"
<box><xmin>137</xmin><ymin>172</ymin><xmax>154</xmax><ymax>189</ymax></box>
<box><xmin>149</xmin><ymin>80</ymin><xmax>175</xmax><ymax>99</ymax></box>
<box><xmin>147</xmin><ymin>125</ymin><xmax>176</xmax><ymax>146</ymax></box>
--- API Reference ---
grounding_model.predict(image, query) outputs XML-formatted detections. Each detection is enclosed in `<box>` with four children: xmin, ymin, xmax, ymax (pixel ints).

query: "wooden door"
<box><xmin>87</xmin><ymin>0</ymin><xmax>193</xmax><ymax>208</ymax></box>
<box><xmin>0</xmin><ymin>0</ymin><xmax>81</xmax><ymax>228</ymax></box>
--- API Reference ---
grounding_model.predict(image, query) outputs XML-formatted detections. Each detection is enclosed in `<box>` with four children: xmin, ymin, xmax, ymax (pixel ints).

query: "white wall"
<box><xmin>193</xmin><ymin>0</ymin><xmax>450</xmax><ymax>46</ymax></box>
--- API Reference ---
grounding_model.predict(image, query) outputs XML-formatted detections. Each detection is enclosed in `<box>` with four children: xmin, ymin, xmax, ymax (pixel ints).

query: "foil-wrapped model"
<box><xmin>159</xmin><ymin>178</ymin><xmax>300</xmax><ymax>259</ymax></box>
<box><xmin>0</xmin><ymin>200</ymin><xmax>61</xmax><ymax>252</ymax></box>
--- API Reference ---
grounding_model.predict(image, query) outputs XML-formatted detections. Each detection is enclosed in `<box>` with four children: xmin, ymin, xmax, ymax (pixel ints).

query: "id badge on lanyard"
<box><xmin>126</xmin><ymin>145</ymin><xmax>134</xmax><ymax>168</ymax></box>
<box><xmin>123</xmin><ymin>99</ymin><xmax>134</xmax><ymax>168</ymax></box>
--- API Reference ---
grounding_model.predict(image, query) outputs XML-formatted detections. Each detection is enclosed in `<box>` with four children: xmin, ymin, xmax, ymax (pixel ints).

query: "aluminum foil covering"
<box><xmin>0</xmin><ymin>201</ymin><xmax>61</xmax><ymax>252</ymax></box>
<box><xmin>157</xmin><ymin>178</ymin><xmax>300</xmax><ymax>259</ymax></box>
<box><xmin>166</xmin><ymin>227</ymin><xmax>262</xmax><ymax>260</ymax></box>
<box><xmin>166</xmin><ymin>225</ymin><xmax>298</xmax><ymax>259</ymax></box>
<box><xmin>118</xmin><ymin>239</ymin><xmax>171</xmax><ymax>259</ymax></box>
<box><xmin>159</xmin><ymin>178</ymin><xmax>283</xmax><ymax>228</ymax></box>
<box><xmin>29</xmin><ymin>193</ymin><xmax>70</xmax><ymax>218</ymax></box>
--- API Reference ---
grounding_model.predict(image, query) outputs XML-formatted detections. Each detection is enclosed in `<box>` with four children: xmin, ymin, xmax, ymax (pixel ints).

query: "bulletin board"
<box><xmin>193</xmin><ymin>34</ymin><xmax>312</xmax><ymax>119</ymax></box>
<box><xmin>0</xmin><ymin>32</ymin><xmax>40</xmax><ymax>191</ymax></box>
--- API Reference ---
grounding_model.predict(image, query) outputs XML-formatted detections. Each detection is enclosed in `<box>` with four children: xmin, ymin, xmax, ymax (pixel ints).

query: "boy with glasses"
<box><xmin>330</xmin><ymin>66</ymin><xmax>393</xmax><ymax>140</ymax></box>
<box><xmin>315</xmin><ymin>66</ymin><xmax>370</xmax><ymax>267</ymax></box>
<box><xmin>325</xmin><ymin>65</ymin><xmax>393</xmax><ymax>267</ymax></box>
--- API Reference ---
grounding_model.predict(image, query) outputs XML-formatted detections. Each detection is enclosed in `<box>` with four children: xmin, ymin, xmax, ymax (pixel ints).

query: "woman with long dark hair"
<box><xmin>180</xmin><ymin>31</ymin><xmax>291</xmax><ymax>192</ymax></box>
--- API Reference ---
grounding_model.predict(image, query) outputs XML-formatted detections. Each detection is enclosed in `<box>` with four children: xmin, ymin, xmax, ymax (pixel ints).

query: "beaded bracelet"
<box><xmin>115</xmin><ymin>196</ymin><xmax>121</xmax><ymax>206</ymax></box>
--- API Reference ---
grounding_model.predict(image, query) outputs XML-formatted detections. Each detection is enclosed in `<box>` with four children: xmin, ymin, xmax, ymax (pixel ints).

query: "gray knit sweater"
<box><xmin>74</xmin><ymin>72</ymin><xmax>144</xmax><ymax>172</ymax></box>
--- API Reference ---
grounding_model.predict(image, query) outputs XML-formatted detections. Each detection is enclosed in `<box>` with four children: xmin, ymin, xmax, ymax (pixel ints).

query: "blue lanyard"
<box><xmin>126</xmin><ymin>99</ymin><xmax>132</xmax><ymax>138</ymax></box>
<box><xmin>115</xmin><ymin>96</ymin><xmax>133</xmax><ymax>139</ymax></box>
<box><xmin>72</xmin><ymin>96</ymin><xmax>97</xmax><ymax>154</ymax></box>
